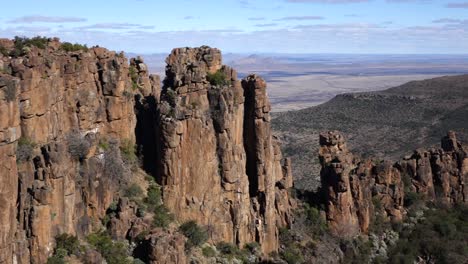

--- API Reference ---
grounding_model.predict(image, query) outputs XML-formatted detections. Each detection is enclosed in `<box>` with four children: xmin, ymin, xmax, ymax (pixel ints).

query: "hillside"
<box><xmin>272</xmin><ymin>74</ymin><xmax>468</xmax><ymax>190</ymax></box>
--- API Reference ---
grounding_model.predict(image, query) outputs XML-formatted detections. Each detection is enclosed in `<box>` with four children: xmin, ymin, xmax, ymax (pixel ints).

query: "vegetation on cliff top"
<box><xmin>207</xmin><ymin>69</ymin><xmax>231</xmax><ymax>86</ymax></box>
<box><xmin>11</xmin><ymin>36</ymin><xmax>49</xmax><ymax>57</ymax></box>
<box><xmin>60</xmin><ymin>42</ymin><xmax>88</xmax><ymax>52</ymax></box>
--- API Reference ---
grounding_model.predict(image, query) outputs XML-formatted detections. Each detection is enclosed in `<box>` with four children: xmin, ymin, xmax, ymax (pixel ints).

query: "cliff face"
<box><xmin>155</xmin><ymin>47</ymin><xmax>295</xmax><ymax>253</ymax></box>
<box><xmin>319</xmin><ymin>131</ymin><xmax>467</xmax><ymax>237</ymax></box>
<box><xmin>0</xmin><ymin>40</ymin><xmax>294</xmax><ymax>263</ymax></box>
<box><xmin>0</xmin><ymin>38</ymin><xmax>158</xmax><ymax>263</ymax></box>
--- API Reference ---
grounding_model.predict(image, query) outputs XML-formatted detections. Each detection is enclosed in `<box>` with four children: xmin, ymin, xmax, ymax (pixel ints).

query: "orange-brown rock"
<box><xmin>399</xmin><ymin>131</ymin><xmax>467</xmax><ymax>205</ymax></box>
<box><xmin>0</xmin><ymin>38</ymin><xmax>158</xmax><ymax>264</ymax></box>
<box><xmin>1</xmin><ymin>40</ymin><xmax>294</xmax><ymax>263</ymax></box>
<box><xmin>134</xmin><ymin>229</ymin><xmax>187</xmax><ymax>264</ymax></box>
<box><xmin>155</xmin><ymin>47</ymin><xmax>295</xmax><ymax>254</ymax></box>
<box><xmin>319</xmin><ymin>131</ymin><xmax>466</xmax><ymax>237</ymax></box>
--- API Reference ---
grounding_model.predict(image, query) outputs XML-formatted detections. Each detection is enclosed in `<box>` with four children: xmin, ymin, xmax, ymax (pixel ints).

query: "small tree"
<box><xmin>152</xmin><ymin>205</ymin><xmax>173</xmax><ymax>228</ymax></box>
<box><xmin>179</xmin><ymin>220</ymin><xmax>208</xmax><ymax>249</ymax></box>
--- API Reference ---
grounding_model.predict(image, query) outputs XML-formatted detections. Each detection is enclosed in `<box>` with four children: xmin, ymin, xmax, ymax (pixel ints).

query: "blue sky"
<box><xmin>1</xmin><ymin>0</ymin><xmax>467</xmax><ymax>54</ymax></box>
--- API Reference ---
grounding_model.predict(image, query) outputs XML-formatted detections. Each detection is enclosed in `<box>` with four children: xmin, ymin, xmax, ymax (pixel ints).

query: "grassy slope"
<box><xmin>272</xmin><ymin>74</ymin><xmax>468</xmax><ymax>190</ymax></box>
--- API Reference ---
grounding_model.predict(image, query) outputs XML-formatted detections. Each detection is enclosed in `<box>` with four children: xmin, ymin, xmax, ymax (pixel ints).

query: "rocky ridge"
<box><xmin>318</xmin><ymin>130</ymin><xmax>467</xmax><ymax>237</ymax></box>
<box><xmin>155</xmin><ymin>47</ymin><xmax>295</xmax><ymax>253</ymax></box>
<box><xmin>0</xmin><ymin>37</ymin><xmax>160</xmax><ymax>263</ymax></box>
<box><xmin>0</xmin><ymin>38</ymin><xmax>294</xmax><ymax>263</ymax></box>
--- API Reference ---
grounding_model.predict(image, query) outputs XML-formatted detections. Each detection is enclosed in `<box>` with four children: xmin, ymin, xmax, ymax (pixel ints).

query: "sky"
<box><xmin>1</xmin><ymin>0</ymin><xmax>468</xmax><ymax>54</ymax></box>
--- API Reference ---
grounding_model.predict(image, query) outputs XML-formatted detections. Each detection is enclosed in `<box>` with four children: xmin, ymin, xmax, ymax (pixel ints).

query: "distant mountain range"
<box><xmin>272</xmin><ymin>74</ymin><xmax>468</xmax><ymax>190</ymax></box>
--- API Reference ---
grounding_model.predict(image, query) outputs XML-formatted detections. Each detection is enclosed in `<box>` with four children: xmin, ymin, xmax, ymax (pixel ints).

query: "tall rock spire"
<box><xmin>156</xmin><ymin>47</ymin><xmax>295</xmax><ymax>253</ymax></box>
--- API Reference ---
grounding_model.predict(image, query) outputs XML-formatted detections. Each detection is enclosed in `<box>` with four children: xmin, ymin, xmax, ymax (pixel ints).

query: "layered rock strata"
<box><xmin>319</xmin><ymin>131</ymin><xmax>466</xmax><ymax>237</ymax></box>
<box><xmin>0</xmin><ymin>39</ymin><xmax>294</xmax><ymax>263</ymax></box>
<box><xmin>0</xmin><ymin>38</ymin><xmax>158</xmax><ymax>263</ymax></box>
<box><xmin>156</xmin><ymin>47</ymin><xmax>295</xmax><ymax>253</ymax></box>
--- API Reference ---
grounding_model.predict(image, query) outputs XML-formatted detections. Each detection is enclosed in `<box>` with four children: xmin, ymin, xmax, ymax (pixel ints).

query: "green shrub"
<box><xmin>369</xmin><ymin>196</ymin><xmax>391</xmax><ymax>234</ymax></box>
<box><xmin>152</xmin><ymin>205</ymin><xmax>173</xmax><ymax>228</ymax></box>
<box><xmin>206</xmin><ymin>69</ymin><xmax>230</xmax><ymax>86</ymax></box>
<box><xmin>129</xmin><ymin>66</ymin><xmax>138</xmax><ymax>83</ymax></box>
<box><xmin>244</xmin><ymin>242</ymin><xmax>260</xmax><ymax>253</ymax></box>
<box><xmin>164</xmin><ymin>88</ymin><xmax>177</xmax><ymax>106</ymax></box>
<box><xmin>281</xmin><ymin>245</ymin><xmax>304</xmax><ymax>264</ymax></box>
<box><xmin>179</xmin><ymin>220</ymin><xmax>208</xmax><ymax>249</ymax></box>
<box><xmin>302</xmin><ymin>204</ymin><xmax>328</xmax><ymax>236</ymax></box>
<box><xmin>216</xmin><ymin>242</ymin><xmax>240</xmax><ymax>256</ymax></box>
<box><xmin>202</xmin><ymin>246</ymin><xmax>217</xmax><ymax>257</ymax></box>
<box><xmin>388</xmin><ymin>205</ymin><xmax>468</xmax><ymax>264</ymax></box>
<box><xmin>145</xmin><ymin>184</ymin><xmax>162</xmax><ymax>209</ymax></box>
<box><xmin>98</xmin><ymin>138</ymin><xmax>110</xmax><ymax>151</ymax></box>
<box><xmin>11</xmin><ymin>36</ymin><xmax>49</xmax><ymax>57</ymax></box>
<box><xmin>16</xmin><ymin>137</ymin><xmax>36</xmax><ymax>162</ymax></box>
<box><xmin>404</xmin><ymin>191</ymin><xmax>424</xmax><ymax>207</ymax></box>
<box><xmin>55</xmin><ymin>233</ymin><xmax>80</xmax><ymax>255</ymax></box>
<box><xmin>60</xmin><ymin>42</ymin><xmax>88</xmax><ymax>52</ymax></box>
<box><xmin>47</xmin><ymin>234</ymin><xmax>80</xmax><ymax>264</ymax></box>
<box><xmin>0</xmin><ymin>45</ymin><xmax>8</xmax><ymax>56</ymax></box>
<box><xmin>46</xmin><ymin>253</ymin><xmax>66</xmax><ymax>264</ymax></box>
<box><xmin>131</xmin><ymin>82</ymin><xmax>139</xmax><ymax>91</ymax></box>
<box><xmin>372</xmin><ymin>196</ymin><xmax>383</xmax><ymax>212</ymax></box>
<box><xmin>124</xmin><ymin>183</ymin><xmax>143</xmax><ymax>199</ymax></box>
<box><xmin>87</xmin><ymin>231</ymin><xmax>131</xmax><ymax>264</ymax></box>
<box><xmin>128</xmin><ymin>66</ymin><xmax>141</xmax><ymax>92</ymax></box>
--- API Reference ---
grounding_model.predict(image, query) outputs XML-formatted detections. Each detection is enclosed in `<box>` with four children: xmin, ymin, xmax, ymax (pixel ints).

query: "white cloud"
<box><xmin>8</xmin><ymin>15</ymin><xmax>87</xmax><ymax>24</ymax></box>
<box><xmin>1</xmin><ymin>20</ymin><xmax>467</xmax><ymax>54</ymax></box>
<box><xmin>255</xmin><ymin>23</ymin><xmax>278</xmax><ymax>27</ymax></box>
<box><xmin>286</xmin><ymin>0</ymin><xmax>369</xmax><ymax>3</ymax></box>
<box><xmin>275</xmin><ymin>16</ymin><xmax>325</xmax><ymax>21</ymax></box>
<box><xmin>446</xmin><ymin>2</ymin><xmax>468</xmax><ymax>8</ymax></box>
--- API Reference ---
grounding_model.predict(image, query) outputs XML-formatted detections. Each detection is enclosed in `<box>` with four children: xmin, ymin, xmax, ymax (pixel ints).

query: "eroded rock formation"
<box><xmin>0</xmin><ymin>38</ymin><xmax>158</xmax><ymax>263</ymax></box>
<box><xmin>156</xmin><ymin>47</ymin><xmax>295</xmax><ymax>253</ymax></box>
<box><xmin>319</xmin><ymin>131</ymin><xmax>466</xmax><ymax>237</ymax></box>
<box><xmin>0</xmin><ymin>39</ymin><xmax>294</xmax><ymax>263</ymax></box>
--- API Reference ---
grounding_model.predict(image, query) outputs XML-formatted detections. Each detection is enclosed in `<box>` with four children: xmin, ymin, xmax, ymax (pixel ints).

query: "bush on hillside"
<box><xmin>179</xmin><ymin>220</ymin><xmax>208</xmax><ymax>249</ymax></box>
<box><xmin>87</xmin><ymin>231</ymin><xmax>131</xmax><ymax>264</ymax></box>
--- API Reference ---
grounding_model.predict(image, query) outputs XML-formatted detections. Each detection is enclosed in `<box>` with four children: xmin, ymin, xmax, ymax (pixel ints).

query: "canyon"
<box><xmin>0</xmin><ymin>38</ymin><xmax>294</xmax><ymax>263</ymax></box>
<box><xmin>0</xmin><ymin>37</ymin><xmax>466</xmax><ymax>264</ymax></box>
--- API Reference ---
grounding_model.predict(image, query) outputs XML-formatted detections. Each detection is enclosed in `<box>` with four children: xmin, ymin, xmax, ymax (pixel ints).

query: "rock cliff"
<box><xmin>0</xmin><ymin>39</ymin><xmax>294</xmax><ymax>263</ymax></box>
<box><xmin>155</xmin><ymin>47</ymin><xmax>295</xmax><ymax>254</ymax></box>
<box><xmin>319</xmin><ymin>131</ymin><xmax>466</xmax><ymax>237</ymax></box>
<box><xmin>0</xmin><ymin>37</ymin><xmax>158</xmax><ymax>263</ymax></box>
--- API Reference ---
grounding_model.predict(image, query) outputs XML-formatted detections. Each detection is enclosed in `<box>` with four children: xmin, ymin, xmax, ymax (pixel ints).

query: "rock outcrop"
<box><xmin>0</xmin><ymin>39</ymin><xmax>294</xmax><ymax>263</ymax></box>
<box><xmin>134</xmin><ymin>229</ymin><xmax>187</xmax><ymax>264</ymax></box>
<box><xmin>0</xmin><ymin>38</ymin><xmax>158</xmax><ymax>263</ymax></box>
<box><xmin>155</xmin><ymin>47</ymin><xmax>295</xmax><ymax>253</ymax></box>
<box><xmin>319</xmin><ymin>131</ymin><xmax>466</xmax><ymax>237</ymax></box>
